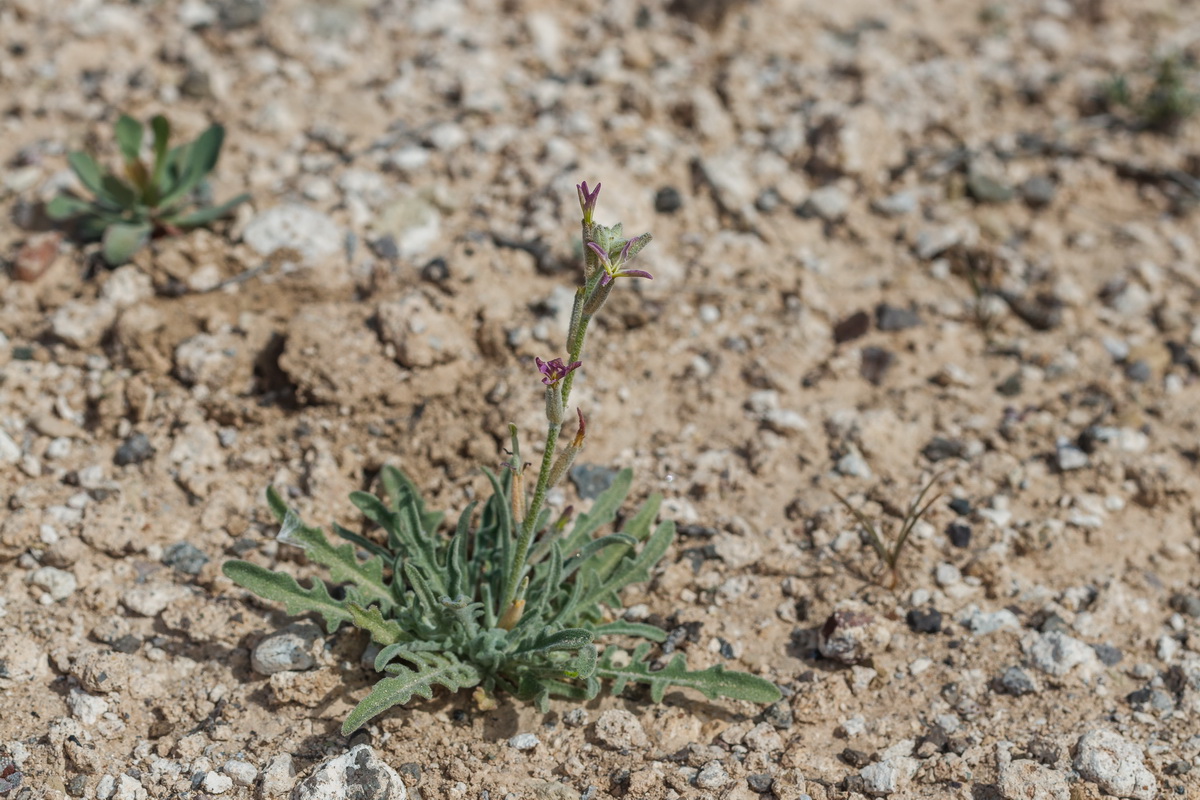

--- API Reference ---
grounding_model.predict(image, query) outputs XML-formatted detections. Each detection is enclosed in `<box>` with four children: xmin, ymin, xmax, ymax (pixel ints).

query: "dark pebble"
<box><xmin>162</xmin><ymin>542</ymin><xmax>209</xmax><ymax>575</ymax></box>
<box><xmin>948</xmin><ymin>498</ymin><xmax>972</xmax><ymax>516</ymax></box>
<box><xmin>114</xmin><ymin>432</ymin><xmax>154</xmax><ymax>466</ymax></box>
<box><xmin>995</xmin><ymin>666</ymin><xmax>1037</xmax><ymax>696</ymax></box>
<box><xmin>398</xmin><ymin>763</ymin><xmax>421</xmax><ymax>787</ymax></box>
<box><xmin>68</xmin><ymin>774</ymin><xmax>87</xmax><ymax>797</ymax></box>
<box><xmin>654</xmin><ymin>186</ymin><xmax>682</xmax><ymax>214</ymax></box>
<box><xmin>1169</xmin><ymin>593</ymin><xmax>1200</xmax><ymax>618</ymax></box>
<box><xmin>922</xmin><ymin>436</ymin><xmax>966</xmax><ymax>462</ymax></box>
<box><xmin>217</xmin><ymin>0</ymin><xmax>266</xmax><ymax>29</ymax></box>
<box><xmin>746</xmin><ymin>773</ymin><xmax>773</xmax><ymax>793</ymax></box>
<box><xmin>421</xmin><ymin>257</ymin><xmax>450</xmax><ymax>284</ymax></box>
<box><xmin>996</xmin><ymin>373</ymin><xmax>1022</xmax><ymax>397</ymax></box>
<box><xmin>967</xmin><ymin>170</ymin><xmax>1013</xmax><ymax>204</ymax></box>
<box><xmin>111</xmin><ymin>634</ymin><xmax>141</xmax><ymax>654</ymax></box>
<box><xmin>1127</xmin><ymin>686</ymin><xmax>1175</xmax><ymax>712</ymax></box>
<box><xmin>1091</xmin><ymin>643</ymin><xmax>1123</xmax><ymax>666</ymax></box>
<box><xmin>1020</xmin><ymin>175</ymin><xmax>1057</xmax><ymax>208</ymax></box>
<box><xmin>568</xmin><ymin>463</ymin><xmax>619</xmax><ymax>500</ymax></box>
<box><xmin>1025</xmin><ymin>737</ymin><xmax>1059</xmax><ymax>766</ymax></box>
<box><xmin>717</xmin><ymin>638</ymin><xmax>735</xmax><ymax>659</ymax></box>
<box><xmin>368</xmin><ymin>235</ymin><xmax>399</xmax><ymax>260</ymax></box>
<box><xmin>763</xmin><ymin>699</ymin><xmax>793</xmax><ymax>729</ymax></box>
<box><xmin>755</xmin><ymin>189</ymin><xmax>782</xmax><ymax>213</ymax></box>
<box><xmin>839</xmin><ymin>748</ymin><xmax>871</xmax><ymax>768</ymax></box>
<box><xmin>859</xmin><ymin>346</ymin><xmax>895</xmax><ymax>385</ymax></box>
<box><xmin>907</xmin><ymin>607</ymin><xmax>943</xmax><ymax>634</ymax></box>
<box><xmin>875</xmin><ymin>303</ymin><xmax>921</xmax><ymax>331</ymax></box>
<box><xmin>1038</xmin><ymin>613</ymin><xmax>1069</xmax><ymax>634</ymax></box>
<box><xmin>1125</xmin><ymin>359</ymin><xmax>1152</xmax><ymax>382</ymax></box>
<box><xmin>833</xmin><ymin>310</ymin><xmax>871</xmax><ymax>343</ymax></box>
<box><xmin>1165</xmin><ymin>761</ymin><xmax>1193</xmax><ymax>776</ymax></box>
<box><xmin>917</xmin><ymin>726</ymin><xmax>949</xmax><ymax>755</ymax></box>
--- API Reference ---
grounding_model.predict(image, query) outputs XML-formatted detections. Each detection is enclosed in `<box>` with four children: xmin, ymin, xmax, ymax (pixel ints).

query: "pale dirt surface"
<box><xmin>2</xmin><ymin>0</ymin><xmax>1200</xmax><ymax>799</ymax></box>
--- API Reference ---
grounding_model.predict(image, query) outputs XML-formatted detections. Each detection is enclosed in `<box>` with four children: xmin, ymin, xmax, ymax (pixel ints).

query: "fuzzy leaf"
<box><xmin>562</xmin><ymin>533</ymin><xmax>637</xmax><ymax>579</ymax></box>
<box><xmin>343</xmin><ymin>651</ymin><xmax>482</xmax><ymax>734</ymax></box>
<box><xmin>67</xmin><ymin>151</ymin><xmax>107</xmax><ymax>197</ymax></box>
<box><xmin>346</xmin><ymin>603</ymin><xmax>407</xmax><ymax>646</ymax></box>
<box><xmin>331</xmin><ymin>522</ymin><xmax>392</xmax><ymax>560</ymax></box>
<box><xmin>574</xmin><ymin>520</ymin><xmax>674</xmax><ymax>617</ymax></box>
<box><xmin>100</xmin><ymin>174</ymin><xmax>138</xmax><ymax>209</ymax></box>
<box><xmin>101</xmin><ymin>221</ymin><xmax>152</xmax><ymax>265</ymax></box>
<box><xmin>222</xmin><ymin>560</ymin><xmax>351</xmax><ymax>633</ymax></box>
<box><xmin>590</xmin><ymin>492</ymin><xmax>661</xmax><ymax>580</ymax></box>
<box><xmin>150</xmin><ymin>115</ymin><xmax>171</xmax><ymax>188</ymax></box>
<box><xmin>597</xmin><ymin>643</ymin><xmax>781</xmax><ymax>704</ymax></box>
<box><xmin>165</xmin><ymin>193</ymin><xmax>250</xmax><ymax>228</ymax></box>
<box><xmin>46</xmin><ymin>195</ymin><xmax>93</xmax><ymax>221</ymax></box>
<box><xmin>155</xmin><ymin>125</ymin><xmax>225</xmax><ymax>211</ymax></box>
<box><xmin>115</xmin><ymin>115</ymin><xmax>143</xmax><ymax>163</ymax></box>
<box><xmin>560</xmin><ymin>468</ymin><xmax>632</xmax><ymax>556</ymax></box>
<box><xmin>276</xmin><ymin>508</ymin><xmax>394</xmax><ymax>611</ymax></box>
<box><xmin>590</xmin><ymin>620</ymin><xmax>668</xmax><ymax>642</ymax></box>
<box><xmin>517</xmin><ymin>628</ymin><xmax>594</xmax><ymax>656</ymax></box>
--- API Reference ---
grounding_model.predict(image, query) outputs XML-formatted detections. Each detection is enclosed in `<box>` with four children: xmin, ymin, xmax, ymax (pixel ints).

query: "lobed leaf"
<box><xmin>346</xmin><ymin>603</ymin><xmax>408</xmax><ymax>646</ymax></box>
<box><xmin>597</xmin><ymin>643</ymin><xmax>781</xmax><ymax>704</ymax></box>
<box><xmin>343</xmin><ymin>651</ymin><xmax>482</xmax><ymax>734</ymax></box>
<box><xmin>222</xmin><ymin>561</ymin><xmax>351</xmax><ymax>633</ymax></box>
<box><xmin>275</xmin><ymin>506</ymin><xmax>395</xmax><ymax>611</ymax></box>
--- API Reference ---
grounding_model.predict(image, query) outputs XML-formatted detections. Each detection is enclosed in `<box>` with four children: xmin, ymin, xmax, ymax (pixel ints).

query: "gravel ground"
<box><xmin>3</xmin><ymin>1</ymin><xmax>1200</xmax><ymax>799</ymax></box>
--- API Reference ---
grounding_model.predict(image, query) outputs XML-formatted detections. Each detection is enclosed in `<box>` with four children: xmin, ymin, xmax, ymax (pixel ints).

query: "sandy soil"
<box><xmin>2</xmin><ymin>0</ymin><xmax>1200</xmax><ymax>798</ymax></box>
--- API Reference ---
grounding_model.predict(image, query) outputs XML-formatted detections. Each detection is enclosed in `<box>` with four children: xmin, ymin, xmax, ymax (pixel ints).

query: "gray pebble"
<box><xmin>114</xmin><ymin>433</ymin><xmax>155</xmax><ymax>466</ymax></box>
<box><xmin>162</xmin><ymin>542</ymin><xmax>209</xmax><ymax>575</ymax></box>
<box><xmin>251</xmin><ymin>623</ymin><xmax>322</xmax><ymax>675</ymax></box>
<box><xmin>569</xmin><ymin>464</ymin><xmax>619</xmax><ymax>500</ymax></box>
<box><xmin>1054</xmin><ymin>437</ymin><xmax>1088</xmax><ymax>472</ymax></box>
<box><xmin>508</xmin><ymin>734</ymin><xmax>539</xmax><ymax>751</ymax></box>
<box><xmin>1020</xmin><ymin>175</ymin><xmax>1057</xmax><ymax>208</ymax></box>
<box><xmin>805</xmin><ymin>185</ymin><xmax>851</xmax><ymax>221</ymax></box>
<box><xmin>995</xmin><ymin>666</ymin><xmax>1037</xmax><ymax>696</ymax></box>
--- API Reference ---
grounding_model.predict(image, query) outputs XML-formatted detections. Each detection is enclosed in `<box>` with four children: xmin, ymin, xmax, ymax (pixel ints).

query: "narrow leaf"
<box><xmin>101</xmin><ymin>221</ymin><xmax>151</xmax><ymax>265</ymax></box>
<box><xmin>46</xmin><ymin>195</ymin><xmax>92</xmax><ymax>221</ymax></box>
<box><xmin>150</xmin><ymin>115</ymin><xmax>171</xmax><ymax>188</ymax></box>
<box><xmin>67</xmin><ymin>151</ymin><xmax>107</xmax><ymax>196</ymax></box>
<box><xmin>560</xmin><ymin>468</ymin><xmax>633</xmax><ymax>556</ymax></box>
<box><xmin>597</xmin><ymin>644</ymin><xmax>781</xmax><ymax>704</ymax></box>
<box><xmin>165</xmin><ymin>193</ymin><xmax>250</xmax><ymax>228</ymax></box>
<box><xmin>115</xmin><ymin>115</ymin><xmax>143</xmax><ymax>163</ymax></box>
<box><xmin>591</xmin><ymin>620</ymin><xmax>668</xmax><ymax>642</ymax></box>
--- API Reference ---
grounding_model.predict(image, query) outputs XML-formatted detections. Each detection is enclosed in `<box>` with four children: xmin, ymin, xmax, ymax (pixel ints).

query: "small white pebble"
<box><xmin>202</xmin><ymin>772</ymin><xmax>234</xmax><ymax>794</ymax></box>
<box><xmin>508</xmin><ymin>733</ymin><xmax>540</xmax><ymax>751</ymax></box>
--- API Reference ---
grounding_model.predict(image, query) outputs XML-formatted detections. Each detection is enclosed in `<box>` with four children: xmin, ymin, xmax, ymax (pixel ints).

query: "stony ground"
<box><xmin>3</xmin><ymin>0</ymin><xmax>1200</xmax><ymax>798</ymax></box>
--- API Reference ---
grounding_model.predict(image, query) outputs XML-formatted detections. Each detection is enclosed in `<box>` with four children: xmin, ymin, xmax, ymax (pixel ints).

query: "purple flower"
<box><xmin>536</xmin><ymin>356</ymin><xmax>581</xmax><ymax>387</ymax></box>
<box><xmin>586</xmin><ymin>240</ymin><xmax>654</xmax><ymax>286</ymax></box>
<box><xmin>577</xmin><ymin>181</ymin><xmax>601</xmax><ymax>223</ymax></box>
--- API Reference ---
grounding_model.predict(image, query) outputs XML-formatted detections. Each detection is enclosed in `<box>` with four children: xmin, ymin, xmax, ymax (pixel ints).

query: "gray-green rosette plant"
<box><xmin>223</xmin><ymin>181</ymin><xmax>781</xmax><ymax>734</ymax></box>
<box><xmin>47</xmin><ymin>114</ymin><xmax>249</xmax><ymax>265</ymax></box>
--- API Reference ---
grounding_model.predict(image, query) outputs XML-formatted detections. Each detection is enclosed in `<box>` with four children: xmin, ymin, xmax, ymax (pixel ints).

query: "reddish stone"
<box><xmin>11</xmin><ymin>231</ymin><xmax>63</xmax><ymax>282</ymax></box>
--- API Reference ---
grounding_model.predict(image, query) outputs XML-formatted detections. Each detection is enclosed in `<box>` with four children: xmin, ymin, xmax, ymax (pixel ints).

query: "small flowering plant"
<box><xmin>224</xmin><ymin>182</ymin><xmax>780</xmax><ymax>733</ymax></box>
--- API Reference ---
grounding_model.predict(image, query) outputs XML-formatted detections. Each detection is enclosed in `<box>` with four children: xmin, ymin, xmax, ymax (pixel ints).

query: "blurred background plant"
<box><xmin>1101</xmin><ymin>54</ymin><xmax>1200</xmax><ymax>134</ymax></box>
<box><xmin>46</xmin><ymin>114</ymin><xmax>248</xmax><ymax>265</ymax></box>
